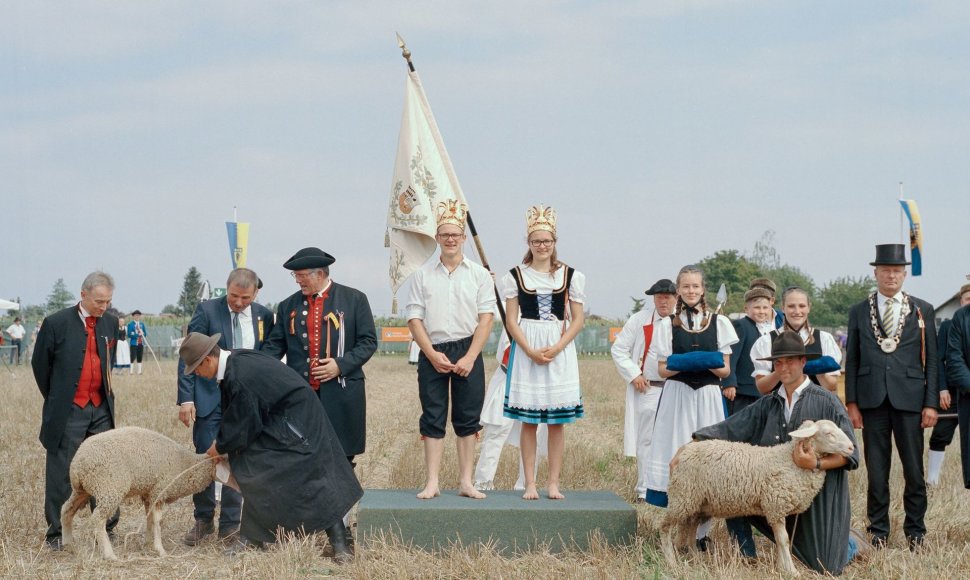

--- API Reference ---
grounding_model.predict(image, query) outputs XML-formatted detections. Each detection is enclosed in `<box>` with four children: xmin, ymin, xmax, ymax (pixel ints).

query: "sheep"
<box><xmin>60</xmin><ymin>426</ymin><xmax>218</xmax><ymax>559</ymax></box>
<box><xmin>660</xmin><ymin>419</ymin><xmax>855</xmax><ymax>575</ymax></box>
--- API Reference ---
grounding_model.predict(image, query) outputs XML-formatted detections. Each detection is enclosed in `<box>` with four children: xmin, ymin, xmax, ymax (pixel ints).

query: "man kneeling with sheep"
<box><xmin>180</xmin><ymin>332</ymin><xmax>363</xmax><ymax>562</ymax></box>
<box><xmin>682</xmin><ymin>331</ymin><xmax>864</xmax><ymax>575</ymax></box>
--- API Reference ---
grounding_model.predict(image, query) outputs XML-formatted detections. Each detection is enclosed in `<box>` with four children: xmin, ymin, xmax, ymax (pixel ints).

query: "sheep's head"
<box><xmin>788</xmin><ymin>419</ymin><xmax>855</xmax><ymax>457</ymax></box>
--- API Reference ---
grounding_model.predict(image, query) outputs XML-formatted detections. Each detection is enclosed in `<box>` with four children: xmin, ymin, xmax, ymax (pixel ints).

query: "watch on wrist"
<box><xmin>814</xmin><ymin>458</ymin><xmax>822</xmax><ymax>473</ymax></box>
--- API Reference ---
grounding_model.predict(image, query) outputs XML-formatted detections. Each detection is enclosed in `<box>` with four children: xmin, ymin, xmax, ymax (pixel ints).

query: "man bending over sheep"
<box><xmin>179</xmin><ymin>332</ymin><xmax>363</xmax><ymax>562</ymax></box>
<box><xmin>688</xmin><ymin>331</ymin><xmax>863</xmax><ymax>575</ymax></box>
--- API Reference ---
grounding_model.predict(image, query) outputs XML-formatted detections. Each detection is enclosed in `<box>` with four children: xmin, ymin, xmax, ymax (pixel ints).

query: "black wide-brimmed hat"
<box><xmin>179</xmin><ymin>332</ymin><xmax>222</xmax><ymax>375</ymax></box>
<box><xmin>870</xmin><ymin>243</ymin><xmax>910</xmax><ymax>266</ymax></box>
<box><xmin>283</xmin><ymin>247</ymin><xmax>335</xmax><ymax>270</ymax></box>
<box><xmin>645</xmin><ymin>279</ymin><xmax>677</xmax><ymax>296</ymax></box>
<box><xmin>757</xmin><ymin>331</ymin><xmax>821</xmax><ymax>361</ymax></box>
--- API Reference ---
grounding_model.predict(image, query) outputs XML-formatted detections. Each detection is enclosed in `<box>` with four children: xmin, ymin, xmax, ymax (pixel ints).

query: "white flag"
<box><xmin>386</xmin><ymin>70</ymin><xmax>468</xmax><ymax>294</ymax></box>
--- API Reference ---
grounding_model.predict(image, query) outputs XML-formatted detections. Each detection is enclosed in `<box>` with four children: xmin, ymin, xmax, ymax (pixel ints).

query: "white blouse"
<box><xmin>750</xmin><ymin>328</ymin><xmax>842</xmax><ymax>378</ymax></box>
<box><xmin>648</xmin><ymin>310</ymin><xmax>739</xmax><ymax>361</ymax></box>
<box><xmin>501</xmin><ymin>266</ymin><xmax>587</xmax><ymax>320</ymax></box>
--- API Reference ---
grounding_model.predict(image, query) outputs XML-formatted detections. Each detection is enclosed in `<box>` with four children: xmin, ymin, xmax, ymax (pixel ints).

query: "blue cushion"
<box><xmin>666</xmin><ymin>351</ymin><xmax>725</xmax><ymax>372</ymax></box>
<box><xmin>804</xmin><ymin>356</ymin><xmax>841</xmax><ymax>375</ymax></box>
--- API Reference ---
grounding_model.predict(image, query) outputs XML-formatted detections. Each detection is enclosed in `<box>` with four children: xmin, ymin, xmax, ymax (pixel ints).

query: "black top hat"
<box><xmin>757</xmin><ymin>331</ymin><xmax>821</xmax><ymax>361</ymax></box>
<box><xmin>645</xmin><ymin>279</ymin><xmax>677</xmax><ymax>296</ymax></box>
<box><xmin>283</xmin><ymin>247</ymin><xmax>335</xmax><ymax>270</ymax></box>
<box><xmin>870</xmin><ymin>244</ymin><xmax>910</xmax><ymax>266</ymax></box>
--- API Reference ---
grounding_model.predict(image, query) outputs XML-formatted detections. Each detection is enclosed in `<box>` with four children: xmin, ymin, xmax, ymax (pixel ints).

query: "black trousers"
<box><xmin>929</xmin><ymin>394</ymin><xmax>959</xmax><ymax>451</ymax></box>
<box><xmin>191</xmin><ymin>407</ymin><xmax>242</xmax><ymax>528</ymax></box>
<box><xmin>960</xmin><ymin>392</ymin><xmax>970</xmax><ymax>489</ymax></box>
<box><xmin>861</xmin><ymin>400</ymin><xmax>927</xmax><ymax>540</ymax></box>
<box><xmin>417</xmin><ymin>336</ymin><xmax>485</xmax><ymax>438</ymax></box>
<box><xmin>45</xmin><ymin>403</ymin><xmax>119</xmax><ymax>539</ymax></box>
<box><xmin>131</xmin><ymin>344</ymin><xmax>144</xmax><ymax>363</ymax></box>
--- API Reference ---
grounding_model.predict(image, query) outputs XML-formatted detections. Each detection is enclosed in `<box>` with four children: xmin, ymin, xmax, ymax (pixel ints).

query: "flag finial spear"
<box><xmin>396</xmin><ymin>33</ymin><xmax>415</xmax><ymax>72</ymax></box>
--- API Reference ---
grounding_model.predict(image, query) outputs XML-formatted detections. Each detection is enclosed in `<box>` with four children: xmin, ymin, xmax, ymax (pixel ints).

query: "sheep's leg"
<box><xmin>92</xmin><ymin>497</ymin><xmax>121</xmax><ymax>560</ymax></box>
<box><xmin>659</xmin><ymin>516</ymin><xmax>679</xmax><ymax>565</ymax></box>
<box><xmin>59</xmin><ymin>490</ymin><xmax>90</xmax><ymax>551</ymax></box>
<box><xmin>768</xmin><ymin>518</ymin><xmax>798</xmax><ymax>575</ymax></box>
<box><xmin>147</xmin><ymin>501</ymin><xmax>167</xmax><ymax>556</ymax></box>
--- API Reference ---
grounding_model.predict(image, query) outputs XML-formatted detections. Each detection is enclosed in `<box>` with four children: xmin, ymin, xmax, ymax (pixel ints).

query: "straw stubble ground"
<box><xmin>1</xmin><ymin>356</ymin><xmax>969</xmax><ymax>579</ymax></box>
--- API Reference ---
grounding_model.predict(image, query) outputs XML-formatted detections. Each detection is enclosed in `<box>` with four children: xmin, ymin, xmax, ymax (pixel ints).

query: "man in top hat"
<box><xmin>179</xmin><ymin>332</ymin><xmax>362</xmax><ymax>562</ymax></box>
<box><xmin>126</xmin><ymin>310</ymin><xmax>147</xmax><ymax>375</ymax></box>
<box><xmin>406</xmin><ymin>199</ymin><xmax>495</xmax><ymax>500</ymax></box>
<box><xmin>610</xmin><ymin>278</ymin><xmax>677</xmax><ymax>502</ymax></box>
<box><xmin>927</xmin><ymin>282</ymin><xmax>970</xmax><ymax>485</ymax></box>
<box><xmin>176</xmin><ymin>267</ymin><xmax>275</xmax><ymax>545</ymax></box>
<box><xmin>689</xmin><ymin>331</ymin><xmax>862</xmax><ymax>575</ymax></box>
<box><xmin>32</xmin><ymin>271</ymin><xmax>120</xmax><ymax>550</ymax></box>
<box><xmin>845</xmin><ymin>243</ymin><xmax>938</xmax><ymax>550</ymax></box>
<box><xmin>263</xmin><ymin>248</ymin><xmax>377</xmax><ymax>467</ymax></box>
<box><xmin>945</xmin><ymin>283</ymin><xmax>970</xmax><ymax>490</ymax></box>
<box><xmin>749</xmin><ymin>277</ymin><xmax>784</xmax><ymax>329</ymax></box>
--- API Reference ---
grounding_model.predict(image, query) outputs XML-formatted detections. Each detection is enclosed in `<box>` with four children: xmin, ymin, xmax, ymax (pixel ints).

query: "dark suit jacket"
<box><xmin>946</xmin><ymin>304</ymin><xmax>970</xmax><ymax>394</ymax></box>
<box><xmin>263</xmin><ymin>282</ymin><xmax>377</xmax><ymax>456</ymax></box>
<box><xmin>176</xmin><ymin>297</ymin><xmax>275</xmax><ymax>417</ymax></box>
<box><xmin>32</xmin><ymin>305</ymin><xmax>118</xmax><ymax>450</ymax></box>
<box><xmin>845</xmin><ymin>294</ymin><xmax>938</xmax><ymax>413</ymax></box>
<box><xmin>726</xmin><ymin>316</ymin><xmax>762</xmax><ymax>398</ymax></box>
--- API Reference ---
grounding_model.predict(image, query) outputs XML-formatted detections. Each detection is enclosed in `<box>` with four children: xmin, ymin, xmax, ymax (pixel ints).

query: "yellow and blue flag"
<box><xmin>226</xmin><ymin>221</ymin><xmax>250</xmax><ymax>269</ymax></box>
<box><xmin>899</xmin><ymin>199</ymin><xmax>923</xmax><ymax>276</ymax></box>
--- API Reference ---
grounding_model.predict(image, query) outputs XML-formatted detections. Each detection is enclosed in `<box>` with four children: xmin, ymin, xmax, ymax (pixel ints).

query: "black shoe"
<box><xmin>325</xmin><ymin>521</ymin><xmax>353</xmax><ymax>564</ymax></box>
<box><xmin>44</xmin><ymin>537</ymin><xmax>63</xmax><ymax>551</ymax></box>
<box><xmin>696</xmin><ymin>537</ymin><xmax>711</xmax><ymax>552</ymax></box>
<box><xmin>182</xmin><ymin>520</ymin><xmax>215</xmax><ymax>546</ymax></box>
<box><xmin>218</xmin><ymin>524</ymin><xmax>240</xmax><ymax>541</ymax></box>
<box><xmin>907</xmin><ymin>536</ymin><xmax>925</xmax><ymax>552</ymax></box>
<box><xmin>870</xmin><ymin>536</ymin><xmax>888</xmax><ymax>549</ymax></box>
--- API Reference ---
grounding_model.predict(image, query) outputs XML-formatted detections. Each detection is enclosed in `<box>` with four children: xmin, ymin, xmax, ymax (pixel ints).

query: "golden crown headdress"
<box><xmin>526</xmin><ymin>204</ymin><xmax>557</xmax><ymax>235</ymax></box>
<box><xmin>436</xmin><ymin>199</ymin><xmax>468</xmax><ymax>230</ymax></box>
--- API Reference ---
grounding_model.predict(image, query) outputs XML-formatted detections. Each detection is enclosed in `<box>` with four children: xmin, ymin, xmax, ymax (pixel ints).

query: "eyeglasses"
<box><xmin>437</xmin><ymin>233</ymin><xmax>464</xmax><ymax>241</ymax></box>
<box><xmin>529</xmin><ymin>239</ymin><xmax>555</xmax><ymax>248</ymax></box>
<box><xmin>290</xmin><ymin>271</ymin><xmax>319</xmax><ymax>280</ymax></box>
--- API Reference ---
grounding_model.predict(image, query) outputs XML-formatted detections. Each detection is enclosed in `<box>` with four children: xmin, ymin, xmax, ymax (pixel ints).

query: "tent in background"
<box><xmin>0</xmin><ymin>299</ymin><xmax>20</xmax><ymax>311</ymax></box>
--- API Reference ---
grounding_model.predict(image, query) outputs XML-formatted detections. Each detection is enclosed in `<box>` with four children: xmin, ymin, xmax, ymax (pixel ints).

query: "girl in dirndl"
<box><xmin>643</xmin><ymin>265</ymin><xmax>738</xmax><ymax>544</ymax></box>
<box><xmin>502</xmin><ymin>205</ymin><xmax>585</xmax><ymax>500</ymax></box>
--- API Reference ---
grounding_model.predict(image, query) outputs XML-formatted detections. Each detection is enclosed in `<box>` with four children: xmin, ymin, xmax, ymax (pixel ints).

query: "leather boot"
<box><xmin>324</xmin><ymin>521</ymin><xmax>353</xmax><ymax>564</ymax></box>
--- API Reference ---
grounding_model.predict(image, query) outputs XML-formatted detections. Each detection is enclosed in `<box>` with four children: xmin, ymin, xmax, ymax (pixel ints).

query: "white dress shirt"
<box><xmin>877</xmin><ymin>291</ymin><xmax>904</xmax><ymax>334</ymax></box>
<box><xmin>777</xmin><ymin>377</ymin><xmax>812</xmax><ymax>422</ymax></box>
<box><xmin>229</xmin><ymin>304</ymin><xmax>255</xmax><ymax>349</ymax></box>
<box><xmin>406</xmin><ymin>256</ymin><xmax>496</xmax><ymax>344</ymax></box>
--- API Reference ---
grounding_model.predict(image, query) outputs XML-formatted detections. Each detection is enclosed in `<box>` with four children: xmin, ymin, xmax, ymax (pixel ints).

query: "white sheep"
<box><xmin>660</xmin><ymin>419</ymin><xmax>855</xmax><ymax>575</ymax></box>
<box><xmin>60</xmin><ymin>426</ymin><xmax>217</xmax><ymax>559</ymax></box>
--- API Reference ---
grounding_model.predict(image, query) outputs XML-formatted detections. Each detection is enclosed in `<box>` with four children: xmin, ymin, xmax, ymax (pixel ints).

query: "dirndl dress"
<box><xmin>502</xmin><ymin>265</ymin><xmax>586</xmax><ymax>425</ymax></box>
<box><xmin>114</xmin><ymin>328</ymin><xmax>131</xmax><ymax>369</ymax></box>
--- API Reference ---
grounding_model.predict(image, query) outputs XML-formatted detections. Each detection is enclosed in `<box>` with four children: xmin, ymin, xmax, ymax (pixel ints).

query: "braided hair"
<box><xmin>672</xmin><ymin>265</ymin><xmax>708</xmax><ymax>328</ymax></box>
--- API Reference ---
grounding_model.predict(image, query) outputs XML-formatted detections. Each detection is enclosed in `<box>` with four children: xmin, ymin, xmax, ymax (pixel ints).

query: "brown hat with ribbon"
<box><xmin>179</xmin><ymin>332</ymin><xmax>222</xmax><ymax>375</ymax></box>
<box><xmin>757</xmin><ymin>331</ymin><xmax>821</xmax><ymax>361</ymax></box>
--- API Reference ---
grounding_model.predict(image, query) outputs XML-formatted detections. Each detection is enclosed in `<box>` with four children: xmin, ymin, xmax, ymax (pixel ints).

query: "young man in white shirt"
<box><xmin>5</xmin><ymin>317</ymin><xmax>26</xmax><ymax>364</ymax></box>
<box><xmin>406</xmin><ymin>199</ymin><xmax>495</xmax><ymax>500</ymax></box>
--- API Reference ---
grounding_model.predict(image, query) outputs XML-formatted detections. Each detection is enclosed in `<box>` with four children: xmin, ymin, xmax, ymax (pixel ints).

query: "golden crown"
<box><xmin>526</xmin><ymin>204</ymin><xmax>557</xmax><ymax>235</ymax></box>
<box><xmin>436</xmin><ymin>199</ymin><xmax>468</xmax><ymax>230</ymax></box>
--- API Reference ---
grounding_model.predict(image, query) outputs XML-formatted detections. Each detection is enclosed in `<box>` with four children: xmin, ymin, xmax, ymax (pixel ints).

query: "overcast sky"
<box><xmin>3</xmin><ymin>1</ymin><xmax>968</xmax><ymax>319</ymax></box>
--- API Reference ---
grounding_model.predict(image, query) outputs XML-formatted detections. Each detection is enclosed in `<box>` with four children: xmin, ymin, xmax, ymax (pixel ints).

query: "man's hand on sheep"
<box><xmin>179</xmin><ymin>403</ymin><xmax>196</xmax><ymax>427</ymax></box>
<box><xmin>921</xmin><ymin>407</ymin><xmax>938</xmax><ymax>429</ymax></box>
<box><xmin>792</xmin><ymin>440</ymin><xmax>817</xmax><ymax>470</ymax></box>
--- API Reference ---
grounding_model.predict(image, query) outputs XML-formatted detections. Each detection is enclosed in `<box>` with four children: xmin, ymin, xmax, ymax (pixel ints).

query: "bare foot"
<box><xmin>522</xmin><ymin>485</ymin><xmax>539</xmax><ymax>500</ymax></box>
<box><xmin>416</xmin><ymin>484</ymin><xmax>440</xmax><ymax>499</ymax></box>
<box><xmin>547</xmin><ymin>484</ymin><xmax>565</xmax><ymax>500</ymax></box>
<box><xmin>458</xmin><ymin>485</ymin><xmax>486</xmax><ymax>500</ymax></box>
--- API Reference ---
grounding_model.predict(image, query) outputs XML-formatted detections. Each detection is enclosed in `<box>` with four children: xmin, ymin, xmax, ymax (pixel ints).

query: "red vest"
<box><xmin>74</xmin><ymin>317</ymin><xmax>104</xmax><ymax>408</ymax></box>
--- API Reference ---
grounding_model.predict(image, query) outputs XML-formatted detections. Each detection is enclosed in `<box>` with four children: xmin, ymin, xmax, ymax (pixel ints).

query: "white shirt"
<box><xmin>406</xmin><ymin>256</ymin><xmax>496</xmax><ymax>344</ymax></box>
<box><xmin>750</xmin><ymin>328</ymin><xmax>842</xmax><ymax>378</ymax></box>
<box><xmin>648</xmin><ymin>311</ymin><xmax>739</xmax><ymax>362</ymax></box>
<box><xmin>877</xmin><ymin>291</ymin><xmax>904</xmax><ymax>333</ymax></box>
<box><xmin>5</xmin><ymin>323</ymin><xmax>25</xmax><ymax>339</ymax></box>
<box><xmin>229</xmin><ymin>304</ymin><xmax>255</xmax><ymax>349</ymax></box>
<box><xmin>611</xmin><ymin>307</ymin><xmax>663</xmax><ymax>382</ymax></box>
<box><xmin>216</xmin><ymin>348</ymin><xmax>231</xmax><ymax>381</ymax></box>
<box><xmin>500</xmin><ymin>265</ymin><xmax>588</xmax><ymax>311</ymax></box>
<box><xmin>777</xmin><ymin>377</ymin><xmax>812</xmax><ymax>422</ymax></box>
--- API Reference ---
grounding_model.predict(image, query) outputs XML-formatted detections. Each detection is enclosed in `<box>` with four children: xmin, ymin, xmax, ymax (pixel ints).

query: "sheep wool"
<box><xmin>661</xmin><ymin>419</ymin><xmax>855</xmax><ymax>575</ymax></box>
<box><xmin>60</xmin><ymin>426</ymin><xmax>217</xmax><ymax>560</ymax></box>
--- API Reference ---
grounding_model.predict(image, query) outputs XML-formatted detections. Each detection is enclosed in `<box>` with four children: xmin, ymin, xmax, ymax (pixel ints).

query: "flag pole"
<box><xmin>898</xmin><ymin>182</ymin><xmax>904</xmax><ymax>244</ymax></box>
<box><xmin>397</xmin><ymin>34</ymin><xmax>509</xmax><ymax>330</ymax></box>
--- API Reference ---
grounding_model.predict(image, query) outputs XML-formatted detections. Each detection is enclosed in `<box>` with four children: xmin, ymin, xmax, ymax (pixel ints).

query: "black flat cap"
<box><xmin>645</xmin><ymin>279</ymin><xmax>677</xmax><ymax>295</ymax></box>
<box><xmin>131</xmin><ymin>310</ymin><xmax>142</xmax><ymax>316</ymax></box>
<box><xmin>283</xmin><ymin>247</ymin><xmax>335</xmax><ymax>270</ymax></box>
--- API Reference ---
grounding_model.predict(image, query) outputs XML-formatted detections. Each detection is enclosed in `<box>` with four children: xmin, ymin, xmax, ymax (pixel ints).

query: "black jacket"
<box><xmin>32</xmin><ymin>305</ymin><xmax>118</xmax><ymax>450</ymax></box>
<box><xmin>726</xmin><ymin>316</ymin><xmax>761</xmax><ymax>398</ymax></box>
<box><xmin>845</xmin><ymin>294</ymin><xmax>938</xmax><ymax>412</ymax></box>
<box><xmin>946</xmin><ymin>304</ymin><xmax>970</xmax><ymax>394</ymax></box>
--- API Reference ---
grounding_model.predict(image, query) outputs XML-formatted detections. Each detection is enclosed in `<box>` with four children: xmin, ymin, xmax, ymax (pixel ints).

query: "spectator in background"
<box><xmin>113</xmin><ymin>317</ymin><xmax>131</xmax><ymax>373</ymax></box>
<box><xmin>127</xmin><ymin>310</ymin><xmax>147</xmax><ymax>375</ymax></box>
<box><xmin>5</xmin><ymin>317</ymin><xmax>26</xmax><ymax>364</ymax></box>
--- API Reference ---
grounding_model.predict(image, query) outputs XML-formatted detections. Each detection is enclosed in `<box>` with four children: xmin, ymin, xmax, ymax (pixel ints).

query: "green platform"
<box><xmin>357</xmin><ymin>489</ymin><xmax>637</xmax><ymax>553</ymax></box>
